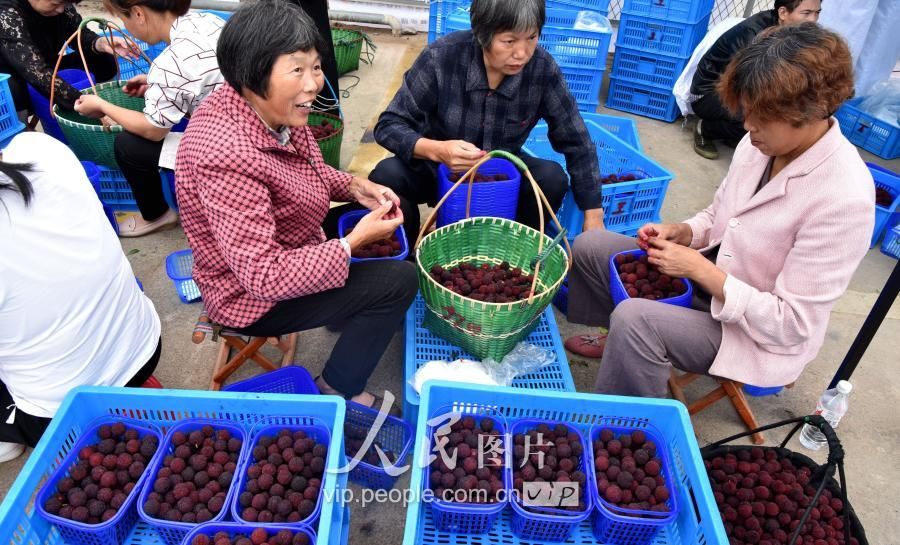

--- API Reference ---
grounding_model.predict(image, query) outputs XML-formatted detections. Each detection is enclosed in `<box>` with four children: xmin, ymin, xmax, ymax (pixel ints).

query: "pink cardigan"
<box><xmin>683</xmin><ymin>120</ymin><xmax>874</xmax><ymax>387</ymax></box>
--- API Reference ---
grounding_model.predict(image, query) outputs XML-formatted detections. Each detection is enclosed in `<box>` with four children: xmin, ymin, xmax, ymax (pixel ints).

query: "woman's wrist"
<box><xmin>676</xmin><ymin>223</ymin><xmax>693</xmax><ymax>246</ymax></box>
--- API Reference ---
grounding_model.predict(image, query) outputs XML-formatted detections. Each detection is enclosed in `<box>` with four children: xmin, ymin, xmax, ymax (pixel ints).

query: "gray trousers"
<box><xmin>567</xmin><ymin>230</ymin><xmax>723</xmax><ymax>398</ymax></box>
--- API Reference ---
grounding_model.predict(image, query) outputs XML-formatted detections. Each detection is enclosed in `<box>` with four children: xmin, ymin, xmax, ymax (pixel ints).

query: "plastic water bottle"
<box><xmin>799</xmin><ymin>380</ymin><xmax>852</xmax><ymax>451</ymax></box>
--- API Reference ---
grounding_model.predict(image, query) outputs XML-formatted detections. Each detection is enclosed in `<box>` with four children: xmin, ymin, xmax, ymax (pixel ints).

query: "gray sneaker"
<box><xmin>693</xmin><ymin>120</ymin><xmax>719</xmax><ymax>160</ymax></box>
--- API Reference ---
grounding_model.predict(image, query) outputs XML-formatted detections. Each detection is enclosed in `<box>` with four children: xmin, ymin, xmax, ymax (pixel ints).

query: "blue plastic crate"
<box><xmin>403</xmin><ymin>294</ymin><xmax>575</xmax><ymax>427</ymax></box>
<box><xmin>81</xmin><ymin>161</ymin><xmax>121</xmax><ymax>235</ymax></box>
<box><xmin>560</xmin><ymin>66</ymin><xmax>604</xmax><ymax>111</ymax></box>
<box><xmin>611</xmin><ymin>47</ymin><xmax>690</xmax><ymax>90</ymax></box>
<box><xmin>881</xmin><ymin>225</ymin><xmax>900</xmax><ymax>259</ymax></box>
<box><xmin>870</xmin><ymin>162</ymin><xmax>900</xmax><ymax>247</ymax></box>
<box><xmin>94</xmin><ymin>164</ymin><xmax>137</xmax><ymax>210</ymax></box>
<box><xmin>589</xmin><ymin>423</ymin><xmax>679</xmax><ymax>544</ymax></box>
<box><xmin>136</xmin><ymin>419</ymin><xmax>249</xmax><ymax>545</ymax></box>
<box><xmin>183</xmin><ymin>522</ymin><xmax>316</xmax><ymax>544</ymax></box>
<box><xmin>836</xmin><ymin>97</ymin><xmax>900</xmax><ymax>160</ymax></box>
<box><xmin>623</xmin><ymin>0</ymin><xmax>715</xmax><ymax>24</ymax></box>
<box><xmin>609</xmin><ymin>249</ymin><xmax>693</xmax><ymax>307</ymax></box>
<box><xmin>606</xmin><ymin>76</ymin><xmax>681</xmax><ymax>122</ymax></box>
<box><xmin>34</xmin><ymin>417</ymin><xmax>163</xmax><ymax>545</ymax></box>
<box><xmin>547</xmin><ymin>0</ymin><xmax>610</xmax><ymax>13</ymax></box>
<box><xmin>423</xmin><ymin>407</ymin><xmax>509</xmax><ymax>534</ymax></box>
<box><xmin>523</xmin><ymin>122</ymin><xmax>674</xmax><ymax>234</ymax></box>
<box><xmin>508</xmin><ymin>420</ymin><xmax>593</xmax><ymax>542</ymax></box>
<box><xmin>428</xmin><ymin>0</ymin><xmax>470</xmax><ymax>43</ymax></box>
<box><xmin>0</xmin><ymin>73</ymin><xmax>25</xmax><ymax>148</ymax></box>
<box><xmin>552</xmin><ymin>278</ymin><xmax>569</xmax><ymax>314</ymax></box>
<box><xmin>109</xmin><ymin>31</ymin><xmax>167</xmax><ymax>80</ymax></box>
<box><xmin>165</xmin><ymin>249</ymin><xmax>201</xmax><ymax>304</ymax></box>
<box><xmin>402</xmin><ymin>382</ymin><xmax>728</xmax><ymax>545</ymax></box>
<box><xmin>540</xmin><ymin>9</ymin><xmax>613</xmax><ymax>72</ymax></box>
<box><xmin>344</xmin><ymin>401</ymin><xmax>413</xmax><ymax>490</ymax></box>
<box><xmin>444</xmin><ymin>7</ymin><xmax>471</xmax><ymax>35</ymax></box>
<box><xmin>0</xmin><ymin>388</ymin><xmax>349</xmax><ymax>545</ymax></box>
<box><xmin>436</xmin><ymin>158</ymin><xmax>521</xmax><ymax>227</ymax></box>
<box><xmin>582</xmin><ymin>112</ymin><xmax>642</xmax><ymax>151</ymax></box>
<box><xmin>616</xmin><ymin>12</ymin><xmax>711</xmax><ymax>58</ymax></box>
<box><xmin>223</xmin><ymin>366</ymin><xmax>319</xmax><ymax>395</ymax></box>
<box><xmin>337</xmin><ymin>209</ymin><xmax>409</xmax><ymax>261</ymax></box>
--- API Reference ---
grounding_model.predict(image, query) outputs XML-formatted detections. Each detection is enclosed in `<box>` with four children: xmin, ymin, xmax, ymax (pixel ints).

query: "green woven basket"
<box><xmin>53</xmin><ymin>80</ymin><xmax>144</xmax><ymax>168</ymax></box>
<box><xmin>416</xmin><ymin>217</ymin><xmax>569</xmax><ymax>361</ymax></box>
<box><xmin>308</xmin><ymin>111</ymin><xmax>343</xmax><ymax>169</ymax></box>
<box><xmin>331</xmin><ymin>28</ymin><xmax>364</xmax><ymax>76</ymax></box>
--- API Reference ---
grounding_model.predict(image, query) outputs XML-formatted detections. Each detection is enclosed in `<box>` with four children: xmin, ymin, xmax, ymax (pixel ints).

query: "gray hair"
<box><xmin>470</xmin><ymin>0</ymin><xmax>545</xmax><ymax>49</ymax></box>
<box><xmin>217</xmin><ymin>0</ymin><xmax>328</xmax><ymax>98</ymax></box>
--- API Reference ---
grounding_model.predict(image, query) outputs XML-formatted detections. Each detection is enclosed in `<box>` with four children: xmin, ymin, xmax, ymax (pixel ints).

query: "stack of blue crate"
<box><xmin>605</xmin><ymin>0</ymin><xmax>714</xmax><ymax>122</ymax></box>
<box><xmin>428</xmin><ymin>0</ymin><xmax>613</xmax><ymax>111</ymax></box>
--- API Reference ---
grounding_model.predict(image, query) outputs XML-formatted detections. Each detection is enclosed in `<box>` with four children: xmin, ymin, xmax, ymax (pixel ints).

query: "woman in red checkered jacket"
<box><xmin>174</xmin><ymin>0</ymin><xmax>417</xmax><ymax>411</ymax></box>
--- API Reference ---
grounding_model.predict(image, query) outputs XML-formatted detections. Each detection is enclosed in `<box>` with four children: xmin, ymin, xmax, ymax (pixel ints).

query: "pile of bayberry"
<box><xmin>43</xmin><ymin>421</ymin><xmax>158</xmax><ymax>524</ymax></box>
<box><xmin>344</xmin><ymin>422</ymin><xmax>397</xmax><ymax>467</ymax></box>
<box><xmin>428</xmin><ymin>416</ymin><xmax>505</xmax><ymax>504</ymax></box>
<box><xmin>875</xmin><ymin>187</ymin><xmax>894</xmax><ymax>207</ymax></box>
<box><xmin>601</xmin><ymin>173</ymin><xmax>643</xmax><ymax>185</ymax></box>
<box><xmin>236</xmin><ymin>428</ymin><xmax>327</xmax><ymax>523</ymax></box>
<box><xmin>593</xmin><ymin>428</ymin><xmax>672</xmax><ymax>514</ymax></box>
<box><xmin>429</xmin><ymin>261</ymin><xmax>535</xmax><ymax>303</ymax></box>
<box><xmin>308</xmin><ymin>119</ymin><xmax>337</xmax><ymax>140</ymax></box>
<box><xmin>614</xmin><ymin>253</ymin><xmax>687</xmax><ymax>301</ymax></box>
<box><xmin>190</xmin><ymin>528</ymin><xmax>310</xmax><ymax>545</ymax></box>
<box><xmin>142</xmin><ymin>425</ymin><xmax>242</xmax><ymax>523</ymax></box>
<box><xmin>346</xmin><ymin>228</ymin><xmax>402</xmax><ymax>259</ymax></box>
<box><xmin>448</xmin><ymin>172</ymin><xmax>510</xmax><ymax>183</ymax></box>
<box><xmin>706</xmin><ymin>448</ymin><xmax>859</xmax><ymax>545</ymax></box>
<box><xmin>512</xmin><ymin>422</ymin><xmax>588</xmax><ymax>512</ymax></box>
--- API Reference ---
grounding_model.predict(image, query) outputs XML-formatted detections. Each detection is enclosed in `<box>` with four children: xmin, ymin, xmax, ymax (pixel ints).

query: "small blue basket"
<box><xmin>344</xmin><ymin>401</ymin><xmax>413</xmax><ymax>490</ymax></box>
<box><xmin>616</xmin><ymin>12</ymin><xmax>711</xmax><ymax>58</ymax></box>
<box><xmin>610</xmin><ymin>47</ymin><xmax>690</xmax><ymax>91</ymax></box>
<box><xmin>622</xmin><ymin>0</ymin><xmax>715</xmax><ymax>24</ymax></box>
<box><xmin>881</xmin><ymin>225</ymin><xmax>900</xmax><ymax>259</ymax></box>
<box><xmin>835</xmin><ymin>97</ymin><xmax>900</xmax><ymax>160</ymax></box>
<box><xmin>589</xmin><ymin>423</ymin><xmax>679</xmax><ymax>545</ymax></box>
<box><xmin>870</xmin><ymin>162</ymin><xmax>900</xmax><ymax>247</ymax></box>
<box><xmin>337</xmin><ymin>209</ymin><xmax>409</xmax><ymax>261</ymax></box>
<box><xmin>223</xmin><ymin>366</ymin><xmax>319</xmax><ymax>395</ymax></box>
<box><xmin>403</xmin><ymin>293</ymin><xmax>576</xmax><ymax>427</ymax></box>
<box><xmin>508</xmin><ymin>419</ymin><xmax>593</xmax><ymax>542</ymax></box>
<box><xmin>425</xmin><ymin>406</ymin><xmax>509</xmax><ymax>535</ymax></box>
<box><xmin>137</xmin><ymin>419</ymin><xmax>249</xmax><ymax>545</ymax></box>
<box><xmin>436</xmin><ymin>158</ymin><xmax>521</xmax><ymax>227</ymax></box>
<box><xmin>35</xmin><ymin>416</ymin><xmax>164</xmax><ymax>545</ymax></box>
<box><xmin>609</xmin><ymin>249</ymin><xmax>693</xmax><ymax>308</ymax></box>
<box><xmin>183</xmin><ymin>522</ymin><xmax>316</xmax><ymax>545</ymax></box>
<box><xmin>165</xmin><ymin>249</ymin><xmax>201</xmax><ymax>303</ymax></box>
<box><xmin>606</xmin><ymin>77</ymin><xmax>681</xmax><ymax>122</ymax></box>
<box><xmin>232</xmin><ymin>417</ymin><xmax>332</xmax><ymax>528</ymax></box>
<box><xmin>742</xmin><ymin>384</ymin><xmax>785</xmax><ymax>397</ymax></box>
<box><xmin>28</xmin><ymin>69</ymin><xmax>93</xmax><ymax>144</ymax></box>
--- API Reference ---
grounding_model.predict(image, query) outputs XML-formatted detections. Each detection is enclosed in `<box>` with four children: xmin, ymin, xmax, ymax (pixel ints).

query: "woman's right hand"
<box><xmin>345</xmin><ymin>201</ymin><xmax>404</xmax><ymax>252</ymax></box>
<box><xmin>637</xmin><ymin>222</ymin><xmax>691</xmax><ymax>249</ymax></box>
<box><xmin>437</xmin><ymin>140</ymin><xmax>486</xmax><ymax>172</ymax></box>
<box><xmin>122</xmin><ymin>75</ymin><xmax>149</xmax><ymax>98</ymax></box>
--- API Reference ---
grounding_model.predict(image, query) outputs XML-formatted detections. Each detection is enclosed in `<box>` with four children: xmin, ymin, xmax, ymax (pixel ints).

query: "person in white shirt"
<box><xmin>0</xmin><ymin>132</ymin><xmax>162</xmax><ymax>461</ymax></box>
<box><xmin>74</xmin><ymin>1</ymin><xmax>224</xmax><ymax>237</ymax></box>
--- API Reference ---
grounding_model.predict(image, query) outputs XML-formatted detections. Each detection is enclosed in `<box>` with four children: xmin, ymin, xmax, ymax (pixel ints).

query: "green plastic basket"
<box><xmin>53</xmin><ymin>80</ymin><xmax>144</xmax><ymax>167</ymax></box>
<box><xmin>332</xmin><ymin>28</ymin><xmax>364</xmax><ymax>76</ymax></box>
<box><xmin>308</xmin><ymin>110</ymin><xmax>343</xmax><ymax>168</ymax></box>
<box><xmin>416</xmin><ymin>217</ymin><xmax>568</xmax><ymax>361</ymax></box>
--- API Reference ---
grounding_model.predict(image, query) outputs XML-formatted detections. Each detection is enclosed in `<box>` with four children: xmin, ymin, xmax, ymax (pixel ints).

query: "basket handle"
<box><xmin>49</xmin><ymin>17</ymin><xmax>151</xmax><ymax>122</ymax></box>
<box><xmin>415</xmin><ymin>150</ymin><xmax>573</xmax><ymax>304</ymax></box>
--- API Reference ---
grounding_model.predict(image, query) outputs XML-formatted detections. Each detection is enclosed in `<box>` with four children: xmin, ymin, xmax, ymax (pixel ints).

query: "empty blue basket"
<box><xmin>165</xmin><ymin>249</ymin><xmax>201</xmax><ymax>303</ymax></box>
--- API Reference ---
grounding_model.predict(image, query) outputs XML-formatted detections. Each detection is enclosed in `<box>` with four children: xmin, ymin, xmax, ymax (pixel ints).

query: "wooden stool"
<box><xmin>192</xmin><ymin>311</ymin><xmax>298</xmax><ymax>391</ymax></box>
<box><xmin>668</xmin><ymin>370</ymin><xmax>794</xmax><ymax>445</ymax></box>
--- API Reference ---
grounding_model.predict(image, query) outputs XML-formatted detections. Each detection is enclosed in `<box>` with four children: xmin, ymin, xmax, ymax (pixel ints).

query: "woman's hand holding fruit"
<box><xmin>637</xmin><ymin>222</ymin><xmax>692</xmax><ymax>249</ymax></box>
<box><xmin>350</xmin><ymin>177</ymin><xmax>402</xmax><ymax>221</ymax></box>
<box><xmin>345</xmin><ymin>201</ymin><xmax>403</xmax><ymax>253</ymax></box>
<box><xmin>122</xmin><ymin>75</ymin><xmax>149</xmax><ymax>98</ymax></box>
<box><xmin>646</xmin><ymin>238</ymin><xmax>726</xmax><ymax>300</ymax></box>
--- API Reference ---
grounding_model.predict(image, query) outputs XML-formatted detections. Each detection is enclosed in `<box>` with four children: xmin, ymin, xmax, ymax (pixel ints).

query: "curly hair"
<box><xmin>717</xmin><ymin>23</ymin><xmax>853</xmax><ymax>126</ymax></box>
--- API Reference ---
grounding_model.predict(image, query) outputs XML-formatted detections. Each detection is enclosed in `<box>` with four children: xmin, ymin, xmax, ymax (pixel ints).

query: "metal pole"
<box><xmin>743</xmin><ymin>0</ymin><xmax>757</xmax><ymax>17</ymax></box>
<box><xmin>829</xmin><ymin>259</ymin><xmax>900</xmax><ymax>388</ymax></box>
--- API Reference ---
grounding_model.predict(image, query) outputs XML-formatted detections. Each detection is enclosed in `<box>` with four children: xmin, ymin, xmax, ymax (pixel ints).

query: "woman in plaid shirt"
<box><xmin>175</xmin><ymin>0</ymin><xmax>416</xmax><ymax>408</ymax></box>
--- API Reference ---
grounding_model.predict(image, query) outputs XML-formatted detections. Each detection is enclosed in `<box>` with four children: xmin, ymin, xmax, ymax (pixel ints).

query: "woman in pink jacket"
<box><xmin>565</xmin><ymin>23</ymin><xmax>874</xmax><ymax>396</ymax></box>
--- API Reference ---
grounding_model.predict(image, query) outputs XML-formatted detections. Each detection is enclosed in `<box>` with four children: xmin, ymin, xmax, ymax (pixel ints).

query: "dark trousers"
<box><xmin>368</xmin><ymin>155</ymin><xmax>569</xmax><ymax>254</ymax></box>
<box><xmin>287</xmin><ymin>0</ymin><xmax>340</xmax><ymax>111</ymax></box>
<box><xmin>114</xmin><ymin>131</ymin><xmax>168</xmax><ymax>221</ymax></box>
<box><xmin>0</xmin><ymin>339</ymin><xmax>161</xmax><ymax>448</ymax></box>
<box><xmin>9</xmin><ymin>50</ymin><xmax>118</xmax><ymax>112</ymax></box>
<box><xmin>237</xmin><ymin>258</ymin><xmax>417</xmax><ymax>398</ymax></box>
<box><xmin>692</xmin><ymin>92</ymin><xmax>746</xmax><ymax>146</ymax></box>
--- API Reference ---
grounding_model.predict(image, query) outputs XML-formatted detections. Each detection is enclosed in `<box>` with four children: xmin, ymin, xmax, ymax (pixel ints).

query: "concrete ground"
<box><xmin>2</xmin><ymin>28</ymin><xmax>898</xmax><ymax>544</ymax></box>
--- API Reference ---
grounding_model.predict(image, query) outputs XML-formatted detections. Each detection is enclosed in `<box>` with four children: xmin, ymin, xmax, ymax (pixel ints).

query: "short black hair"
<box><xmin>774</xmin><ymin>0</ymin><xmax>821</xmax><ymax>12</ymax></box>
<box><xmin>470</xmin><ymin>0</ymin><xmax>544</xmax><ymax>49</ymax></box>
<box><xmin>101</xmin><ymin>0</ymin><xmax>190</xmax><ymax>18</ymax></box>
<box><xmin>217</xmin><ymin>0</ymin><xmax>328</xmax><ymax>98</ymax></box>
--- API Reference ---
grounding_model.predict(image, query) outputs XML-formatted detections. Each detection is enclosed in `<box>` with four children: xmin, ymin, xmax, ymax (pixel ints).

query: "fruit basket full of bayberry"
<box><xmin>415</xmin><ymin>150</ymin><xmax>572</xmax><ymax>362</ymax></box>
<box><xmin>702</xmin><ymin>415</ymin><xmax>868</xmax><ymax>545</ymax></box>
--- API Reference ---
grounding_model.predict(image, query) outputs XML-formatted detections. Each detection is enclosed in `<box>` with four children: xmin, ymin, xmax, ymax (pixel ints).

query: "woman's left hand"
<box><xmin>352</xmin><ymin>178</ymin><xmax>403</xmax><ymax>221</ymax></box>
<box><xmin>74</xmin><ymin>95</ymin><xmax>107</xmax><ymax>119</ymax></box>
<box><xmin>95</xmin><ymin>36</ymin><xmax>139</xmax><ymax>60</ymax></box>
<box><xmin>645</xmin><ymin>237</ymin><xmax>706</xmax><ymax>279</ymax></box>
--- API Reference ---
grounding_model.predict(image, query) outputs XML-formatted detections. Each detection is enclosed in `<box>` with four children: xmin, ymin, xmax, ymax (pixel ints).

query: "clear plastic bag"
<box><xmin>572</xmin><ymin>11</ymin><xmax>612</xmax><ymax>33</ymax></box>
<box><xmin>858</xmin><ymin>80</ymin><xmax>900</xmax><ymax>128</ymax></box>
<box><xmin>481</xmin><ymin>342</ymin><xmax>557</xmax><ymax>387</ymax></box>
